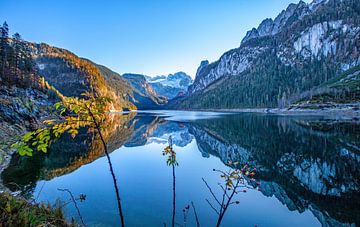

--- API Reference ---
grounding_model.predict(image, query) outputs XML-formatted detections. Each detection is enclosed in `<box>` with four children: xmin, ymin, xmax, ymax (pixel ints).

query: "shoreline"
<box><xmin>197</xmin><ymin>107</ymin><xmax>360</xmax><ymax>115</ymax></box>
<box><xmin>184</xmin><ymin>104</ymin><xmax>360</xmax><ymax>119</ymax></box>
<box><xmin>111</xmin><ymin>107</ymin><xmax>360</xmax><ymax>120</ymax></box>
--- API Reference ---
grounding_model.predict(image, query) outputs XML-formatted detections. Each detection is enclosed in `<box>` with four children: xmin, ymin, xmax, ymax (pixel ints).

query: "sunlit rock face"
<box><xmin>26</xmin><ymin>43</ymin><xmax>136</xmax><ymax>111</ymax></box>
<box><xmin>290</xmin><ymin>20</ymin><xmax>360</xmax><ymax>69</ymax></box>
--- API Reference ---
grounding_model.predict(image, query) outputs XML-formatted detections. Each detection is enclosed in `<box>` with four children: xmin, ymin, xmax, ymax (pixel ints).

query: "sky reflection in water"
<box><xmin>3</xmin><ymin>111</ymin><xmax>359</xmax><ymax>226</ymax></box>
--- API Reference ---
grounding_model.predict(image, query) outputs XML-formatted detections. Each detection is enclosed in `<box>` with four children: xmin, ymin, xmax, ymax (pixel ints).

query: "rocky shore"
<box><xmin>0</xmin><ymin>85</ymin><xmax>58</xmax><ymax>189</ymax></box>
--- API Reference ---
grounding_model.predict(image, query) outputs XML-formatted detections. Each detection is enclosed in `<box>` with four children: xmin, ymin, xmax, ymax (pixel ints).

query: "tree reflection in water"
<box><xmin>2</xmin><ymin>112</ymin><xmax>359</xmax><ymax>226</ymax></box>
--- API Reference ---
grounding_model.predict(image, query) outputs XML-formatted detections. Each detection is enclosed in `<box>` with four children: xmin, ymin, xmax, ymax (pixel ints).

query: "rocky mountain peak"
<box><xmin>146</xmin><ymin>71</ymin><xmax>193</xmax><ymax>99</ymax></box>
<box><xmin>241</xmin><ymin>0</ymin><xmax>323</xmax><ymax>45</ymax></box>
<box><xmin>196</xmin><ymin>60</ymin><xmax>210</xmax><ymax>76</ymax></box>
<box><xmin>257</xmin><ymin>18</ymin><xmax>274</xmax><ymax>36</ymax></box>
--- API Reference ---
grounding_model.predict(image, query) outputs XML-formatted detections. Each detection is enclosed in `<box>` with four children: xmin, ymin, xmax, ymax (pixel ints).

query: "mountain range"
<box><xmin>121</xmin><ymin>72</ymin><xmax>192</xmax><ymax>109</ymax></box>
<box><xmin>1</xmin><ymin>0</ymin><xmax>359</xmax><ymax>131</ymax></box>
<box><xmin>145</xmin><ymin>72</ymin><xmax>193</xmax><ymax>99</ymax></box>
<box><xmin>177</xmin><ymin>0</ymin><xmax>360</xmax><ymax>109</ymax></box>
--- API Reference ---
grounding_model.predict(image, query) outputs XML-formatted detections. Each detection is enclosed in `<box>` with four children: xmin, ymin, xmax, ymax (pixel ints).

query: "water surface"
<box><xmin>2</xmin><ymin>111</ymin><xmax>359</xmax><ymax>226</ymax></box>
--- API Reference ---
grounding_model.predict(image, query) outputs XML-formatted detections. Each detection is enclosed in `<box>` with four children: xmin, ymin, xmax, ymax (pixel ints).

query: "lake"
<box><xmin>2</xmin><ymin>111</ymin><xmax>359</xmax><ymax>226</ymax></box>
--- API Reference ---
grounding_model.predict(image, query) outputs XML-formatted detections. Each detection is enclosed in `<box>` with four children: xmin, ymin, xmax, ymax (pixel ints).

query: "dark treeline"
<box><xmin>0</xmin><ymin>21</ymin><xmax>39</xmax><ymax>88</ymax></box>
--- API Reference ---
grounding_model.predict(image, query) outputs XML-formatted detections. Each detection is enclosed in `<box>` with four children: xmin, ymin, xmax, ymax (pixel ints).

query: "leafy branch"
<box><xmin>203</xmin><ymin>163</ymin><xmax>260</xmax><ymax>227</ymax></box>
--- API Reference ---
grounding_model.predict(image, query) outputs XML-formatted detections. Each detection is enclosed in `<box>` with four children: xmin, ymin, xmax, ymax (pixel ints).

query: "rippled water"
<box><xmin>2</xmin><ymin>111</ymin><xmax>359</xmax><ymax>226</ymax></box>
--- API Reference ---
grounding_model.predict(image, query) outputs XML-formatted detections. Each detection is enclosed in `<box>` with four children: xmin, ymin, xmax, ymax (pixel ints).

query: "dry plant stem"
<box><xmin>87</xmin><ymin>105</ymin><xmax>125</xmax><ymax>227</ymax></box>
<box><xmin>215</xmin><ymin>180</ymin><xmax>240</xmax><ymax>227</ymax></box>
<box><xmin>202</xmin><ymin>176</ymin><xmax>241</xmax><ymax>227</ymax></box>
<box><xmin>58</xmin><ymin>188</ymin><xmax>86</xmax><ymax>227</ymax></box>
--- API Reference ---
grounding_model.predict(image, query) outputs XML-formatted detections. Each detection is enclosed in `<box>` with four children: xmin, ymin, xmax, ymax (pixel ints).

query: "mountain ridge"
<box><xmin>182</xmin><ymin>0</ymin><xmax>360</xmax><ymax>109</ymax></box>
<box><xmin>122</xmin><ymin>73</ymin><xmax>167</xmax><ymax>109</ymax></box>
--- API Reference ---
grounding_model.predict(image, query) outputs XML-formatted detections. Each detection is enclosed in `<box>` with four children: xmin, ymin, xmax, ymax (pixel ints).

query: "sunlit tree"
<box><xmin>12</xmin><ymin>93</ymin><xmax>126</xmax><ymax>226</ymax></box>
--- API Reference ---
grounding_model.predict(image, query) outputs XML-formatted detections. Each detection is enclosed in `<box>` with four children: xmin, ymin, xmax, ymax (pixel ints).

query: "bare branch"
<box><xmin>218</xmin><ymin>184</ymin><xmax>230</xmax><ymax>199</ymax></box>
<box><xmin>202</xmin><ymin>178</ymin><xmax>221</xmax><ymax>206</ymax></box>
<box><xmin>205</xmin><ymin>199</ymin><xmax>219</xmax><ymax>215</ymax></box>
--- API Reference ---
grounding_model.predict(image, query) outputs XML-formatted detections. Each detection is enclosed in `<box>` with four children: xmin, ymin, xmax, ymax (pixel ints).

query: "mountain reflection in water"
<box><xmin>2</xmin><ymin>111</ymin><xmax>359</xmax><ymax>226</ymax></box>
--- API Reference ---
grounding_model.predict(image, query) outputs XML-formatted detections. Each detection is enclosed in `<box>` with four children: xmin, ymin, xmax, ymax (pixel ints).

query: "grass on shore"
<box><xmin>0</xmin><ymin>192</ymin><xmax>74</xmax><ymax>227</ymax></box>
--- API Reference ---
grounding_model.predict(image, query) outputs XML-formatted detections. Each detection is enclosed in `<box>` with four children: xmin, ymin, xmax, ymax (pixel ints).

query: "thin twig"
<box><xmin>218</xmin><ymin>184</ymin><xmax>230</xmax><ymax>199</ymax></box>
<box><xmin>205</xmin><ymin>199</ymin><xmax>219</xmax><ymax>215</ymax></box>
<box><xmin>202</xmin><ymin>178</ymin><xmax>221</xmax><ymax>206</ymax></box>
<box><xmin>58</xmin><ymin>188</ymin><xmax>85</xmax><ymax>227</ymax></box>
<box><xmin>191</xmin><ymin>201</ymin><xmax>201</xmax><ymax>227</ymax></box>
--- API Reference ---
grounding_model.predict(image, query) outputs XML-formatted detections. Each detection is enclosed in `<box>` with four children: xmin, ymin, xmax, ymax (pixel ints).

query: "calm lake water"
<box><xmin>2</xmin><ymin>111</ymin><xmax>360</xmax><ymax>226</ymax></box>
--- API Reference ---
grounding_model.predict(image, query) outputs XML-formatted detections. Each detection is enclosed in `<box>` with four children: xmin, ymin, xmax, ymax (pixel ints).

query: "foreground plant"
<box><xmin>12</xmin><ymin>93</ymin><xmax>126</xmax><ymax>226</ymax></box>
<box><xmin>203</xmin><ymin>162</ymin><xmax>259</xmax><ymax>227</ymax></box>
<box><xmin>163</xmin><ymin>136</ymin><xmax>178</xmax><ymax>227</ymax></box>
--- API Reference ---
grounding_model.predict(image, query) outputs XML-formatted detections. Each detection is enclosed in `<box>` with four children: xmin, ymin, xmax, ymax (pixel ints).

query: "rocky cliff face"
<box><xmin>188</xmin><ymin>45</ymin><xmax>266</xmax><ymax>93</ymax></box>
<box><xmin>146</xmin><ymin>72</ymin><xmax>193</xmax><ymax>99</ymax></box>
<box><xmin>241</xmin><ymin>1</ymin><xmax>311</xmax><ymax>44</ymax></box>
<box><xmin>185</xmin><ymin>0</ymin><xmax>360</xmax><ymax>108</ymax></box>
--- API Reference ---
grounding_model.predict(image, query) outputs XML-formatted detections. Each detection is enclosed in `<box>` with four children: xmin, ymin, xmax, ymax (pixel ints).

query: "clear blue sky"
<box><xmin>0</xmin><ymin>0</ymin><xmax>310</xmax><ymax>78</ymax></box>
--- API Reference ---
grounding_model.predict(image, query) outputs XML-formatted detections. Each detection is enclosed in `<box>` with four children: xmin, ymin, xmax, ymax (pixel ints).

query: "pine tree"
<box><xmin>12</xmin><ymin>32</ymin><xmax>22</xmax><ymax>82</ymax></box>
<box><xmin>0</xmin><ymin>21</ymin><xmax>9</xmax><ymax>80</ymax></box>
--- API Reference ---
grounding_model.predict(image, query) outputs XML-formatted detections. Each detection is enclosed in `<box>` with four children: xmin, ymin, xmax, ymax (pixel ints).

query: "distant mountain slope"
<box><xmin>28</xmin><ymin>42</ymin><xmax>136</xmax><ymax>111</ymax></box>
<box><xmin>146</xmin><ymin>72</ymin><xmax>193</xmax><ymax>99</ymax></box>
<box><xmin>181</xmin><ymin>0</ymin><xmax>360</xmax><ymax>109</ymax></box>
<box><xmin>122</xmin><ymin>73</ymin><xmax>167</xmax><ymax>109</ymax></box>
